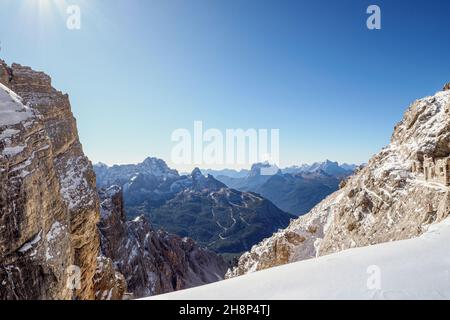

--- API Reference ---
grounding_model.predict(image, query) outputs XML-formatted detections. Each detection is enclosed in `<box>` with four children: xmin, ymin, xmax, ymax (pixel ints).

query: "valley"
<box><xmin>95</xmin><ymin>163</ymin><xmax>295</xmax><ymax>256</ymax></box>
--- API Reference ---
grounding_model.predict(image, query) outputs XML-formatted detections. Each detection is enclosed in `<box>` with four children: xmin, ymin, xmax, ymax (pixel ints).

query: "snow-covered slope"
<box><xmin>147</xmin><ymin>217</ymin><xmax>450</xmax><ymax>300</ymax></box>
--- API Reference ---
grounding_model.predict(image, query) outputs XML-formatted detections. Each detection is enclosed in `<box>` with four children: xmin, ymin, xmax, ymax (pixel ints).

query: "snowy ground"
<box><xmin>146</xmin><ymin>218</ymin><xmax>450</xmax><ymax>300</ymax></box>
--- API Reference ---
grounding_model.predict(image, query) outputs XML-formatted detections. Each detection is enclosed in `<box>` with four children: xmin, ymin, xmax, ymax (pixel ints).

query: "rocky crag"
<box><xmin>228</xmin><ymin>84</ymin><xmax>450</xmax><ymax>277</ymax></box>
<box><xmin>0</xmin><ymin>60</ymin><xmax>224</xmax><ymax>300</ymax></box>
<box><xmin>0</xmin><ymin>60</ymin><xmax>113</xmax><ymax>299</ymax></box>
<box><xmin>98</xmin><ymin>186</ymin><xmax>227</xmax><ymax>298</ymax></box>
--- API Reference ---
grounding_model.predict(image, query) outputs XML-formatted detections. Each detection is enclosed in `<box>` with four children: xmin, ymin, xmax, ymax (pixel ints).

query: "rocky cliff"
<box><xmin>98</xmin><ymin>186</ymin><xmax>228</xmax><ymax>298</ymax></box>
<box><xmin>228</xmin><ymin>85</ymin><xmax>450</xmax><ymax>277</ymax></box>
<box><xmin>0</xmin><ymin>60</ymin><xmax>233</xmax><ymax>300</ymax></box>
<box><xmin>0</xmin><ymin>60</ymin><xmax>120</xmax><ymax>299</ymax></box>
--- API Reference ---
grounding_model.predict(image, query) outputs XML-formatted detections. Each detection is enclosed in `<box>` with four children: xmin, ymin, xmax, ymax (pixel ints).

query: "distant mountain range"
<box><xmin>205</xmin><ymin>161</ymin><xmax>358</xmax><ymax>216</ymax></box>
<box><xmin>203</xmin><ymin>160</ymin><xmax>358</xmax><ymax>178</ymax></box>
<box><xmin>94</xmin><ymin>159</ymin><xmax>294</xmax><ymax>256</ymax></box>
<box><xmin>94</xmin><ymin>159</ymin><xmax>357</xmax><ymax>256</ymax></box>
<box><xmin>95</xmin><ymin>158</ymin><xmax>181</xmax><ymax>210</ymax></box>
<box><xmin>282</xmin><ymin>160</ymin><xmax>358</xmax><ymax>178</ymax></box>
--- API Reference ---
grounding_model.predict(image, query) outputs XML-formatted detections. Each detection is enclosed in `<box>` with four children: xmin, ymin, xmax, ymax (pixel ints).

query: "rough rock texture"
<box><xmin>0</xmin><ymin>82</ymin><xmax>73</xmax><ymax>299</ymax></box>
<box><xmin>0</xmin><ymin>60</ymin><xmax>9</xmax><ymax>85</ymax></box>
<box><xmin>0</xmin><ymin>60</ymin><xmax>230</xmax><ymax>300</ymax></box>
<box><xmin>93</xmin><ymin>255</ymin><xmax>126</xmax><ymax>300</ymax></box>
<box><xmin>0</xmin><ymin>61</ymin><xmax>119</xmax><ymax>299</ymax></box>
<box><xmin>228</xmin><ymin>87</ymin><xmax>450</xmax><ymax>278</ymax></box>
<box><xmin>98</xmin><ymin>186</ymin><xmax>228</xmax><ymax>298</ymax></box>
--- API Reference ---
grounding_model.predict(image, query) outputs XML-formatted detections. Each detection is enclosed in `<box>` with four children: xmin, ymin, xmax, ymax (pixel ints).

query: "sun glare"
<box><xmin>22</xmin><ymin>0</ymin><xmax>69</xmax><ymax>22</ymax></box>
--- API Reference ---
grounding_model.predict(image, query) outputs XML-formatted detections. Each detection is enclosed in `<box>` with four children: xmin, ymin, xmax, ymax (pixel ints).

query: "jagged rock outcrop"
<box><xmin>0</xmin><ymin>60</ymin><xmax>9</xmax><ymax>85</ymax></box>
<box><xmin>444</xmin><ymin>83</ymin><xmax>450</xmax><ymax>91</ymax></box>
<box><xmin>228</xmin><ymin>86</ymin><xmax>450</xmax><ymax>278</ymax></box>
<box><xmin>0</xmin><ymin>61</ymin><xmax>119</xmax><ymax>299</ymax></box>
<box><xmin>98</xmin><ymin>186</ymin><xmax>228</xmax><ymax>298</ymax></box>
<box><xmin>93</xmin><ymin>255</ymin><xmax>126</xmax><ymax>300</ymax></box>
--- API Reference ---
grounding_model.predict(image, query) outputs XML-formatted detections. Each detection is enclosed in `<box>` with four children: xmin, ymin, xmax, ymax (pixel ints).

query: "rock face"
<box><xmin>0</xmin><ymin>61</ymin><xmax>119</xmax><ymax>299</ymax></box>
<box><xmin>0</xmin><ymin>60</ymin><xmax>239</xmax><ymax>300</ymax></box>
<box><xmin>98</xmin><ymin>186</ymin><xmax>228</xmax><ymax>298</ymax></box>
<box><xmin>93</xmin><ymin>255</ymin><xmax>126</xmax><ymax>300</ymax></box>
<box><xmin>228</xmin><ymin>86</ymin><xmax>450</xmax><ymax>278</ymax></box>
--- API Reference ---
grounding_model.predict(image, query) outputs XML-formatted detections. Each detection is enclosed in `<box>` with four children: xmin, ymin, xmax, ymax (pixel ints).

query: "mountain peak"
<box><xmin>189</xmin><ymin>167</ymin><xmax>227</xmax><ymax>192</ymax></box>
<box><xmin>191</xmin><ymin>167</ymin><xmax>203</xmax><ymax>177</ymax></box>
<box><xmin>249</xmin><ymin>162</ymin><xmax>275</xmax><ymax>176</ymax></box>
<box><xmin>95</xmin><ymin>162</ymin><xmax>109</xmax><ymax>168</ymax></box>
<box><xmin>138</xmin><ymin>157</ymin><xmax>179</xmax><ymax>177</ymax></box>
<box><xmin>141</xmin><ymin>156</ymin><xmax>165</xmax><ymax>167</ymax></box>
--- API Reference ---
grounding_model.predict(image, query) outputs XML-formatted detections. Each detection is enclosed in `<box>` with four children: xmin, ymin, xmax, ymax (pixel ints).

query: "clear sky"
<box><xmin>1</xmin><ymin>0</ymin><xmax>450</xmax><ymax>171</ymax></box>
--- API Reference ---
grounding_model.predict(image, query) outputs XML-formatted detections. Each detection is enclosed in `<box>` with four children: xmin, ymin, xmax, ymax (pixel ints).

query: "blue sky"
<box><xmin>1</xmin><ymin>0</ymin><xmax>450</xmax><ymax>171</ymax></box>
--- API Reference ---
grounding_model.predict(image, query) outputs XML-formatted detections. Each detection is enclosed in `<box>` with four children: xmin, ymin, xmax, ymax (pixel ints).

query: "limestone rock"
<box><xmin>0</xmin><ymin>59</ymin><xmax>227</xmax><ymax>300</ymax></box>
<box><xmin>93</xmin><ymin>256</ymin><xmax>126</xmax><ymax>300</ymax></box>
<box><xmin>0</xmin><ymin>82</ymin><xmax>74</xmax><ymax>299</ymax></box>
<box><xmin>0</xmin><ymin>60</ymin><xmax>10</xmax><ymax>85</ymax></box>
<box><xmin>0</xmin><ymin>60</ymin><xmax>116</xmax><ymax>300</ymax></box>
